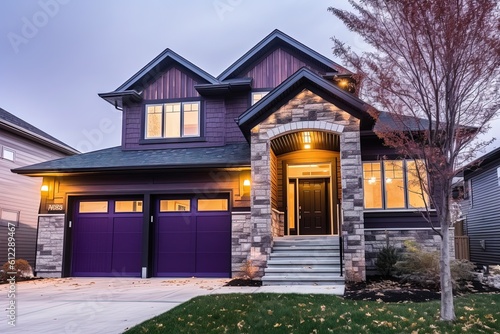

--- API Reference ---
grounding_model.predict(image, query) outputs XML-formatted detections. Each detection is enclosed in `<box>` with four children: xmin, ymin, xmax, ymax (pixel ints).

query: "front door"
<box><xmin>298</xmin><ymin>179</ymin><xmax>328</xmax><ymax>235</ymax></box>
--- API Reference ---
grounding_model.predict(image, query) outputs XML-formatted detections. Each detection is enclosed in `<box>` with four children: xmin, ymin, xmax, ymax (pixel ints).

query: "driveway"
<box><xmin>0</xmin><ymin>277</ymin><xmax>344</xmax><ymax>333</ymax></box>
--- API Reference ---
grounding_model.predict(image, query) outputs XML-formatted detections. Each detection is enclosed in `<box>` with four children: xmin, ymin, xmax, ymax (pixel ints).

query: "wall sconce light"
<box><xmin>304</xmin><ymin>144</ymin><xmax>311</xmax><ymax>149</ymax></box>
<box><xmin>41</xmin><ymin>185</ymin><xmax>49</xmax><ymax>192</ymax></box>
<box><xmin>243</xmin><ymin>179</ymin><xmax>251</xmax><ymax>187</ymax></box>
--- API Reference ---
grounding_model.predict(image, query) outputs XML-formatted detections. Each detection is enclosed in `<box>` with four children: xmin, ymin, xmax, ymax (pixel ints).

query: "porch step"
<box><xmin>262</xmin><ymin>236</ymin><xmax>343</xmax><ymax>286</ymax></box>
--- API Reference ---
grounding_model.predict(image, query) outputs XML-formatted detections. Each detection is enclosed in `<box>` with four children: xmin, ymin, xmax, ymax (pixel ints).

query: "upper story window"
<box><xmin>251</xmin><ymin>91</ymin><xmax>269</xmax><ymax>105</ymax></box>
<box><xmin>363</xmin><ymin>160</ymin><xmax>428</xmax><ymax>210</ymax></box>
<box><xmin>145</xmin><ymin>102</ymin><xmax>200</xmax><ymax>139</ymax></box>
<box><xmin>1</xmin><ymin>147</ymin><xmax>15</xmax><ymax>161</ymax></box>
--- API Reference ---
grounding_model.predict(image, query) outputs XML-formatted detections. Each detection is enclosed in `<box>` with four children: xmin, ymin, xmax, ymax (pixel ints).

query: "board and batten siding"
<box><xmin>246</xmin><ymin>48</ymin><xmax>321</xmax><ymax>89</ymax></box>
<box><xmin>142</xmin><ymin>66</ymin><xmax>200</xmax><ymax>100</ymax></box>
<box><xmin>0</xmin><ymin>130</ymin><xmax>69</xmax><ymax>267</ymax></box>
<box><xmin>465</xmin><ymin>162</ymin><xmax>500</xmax><ymax>266</ymax></box>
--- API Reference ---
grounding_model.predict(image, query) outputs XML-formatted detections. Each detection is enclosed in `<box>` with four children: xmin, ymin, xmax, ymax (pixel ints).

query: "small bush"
<box><xmin>240</xmin><ymin>260</ymin><xmax>258</xmax><ymax>280</ymax></box>
<box><xmin>375</xmin><ymin>246</ymin><xmax>400</xmax><ymax>277</ymax></box>
<box><xmin>395</xmin><ymin>240</ymin><xmax>475</xmax><ymax>289</ymax></box>
<box><xmin>1</xmin><ymin>259</ymin><xmax>33</xmax><ymax>281</ymax></box>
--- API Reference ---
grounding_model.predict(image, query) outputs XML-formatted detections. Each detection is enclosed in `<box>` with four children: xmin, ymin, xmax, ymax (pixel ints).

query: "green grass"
<box><xmin>125</xmin><ymin>293</ymin><xmax>500</xmax><ymax>333</ymax></box>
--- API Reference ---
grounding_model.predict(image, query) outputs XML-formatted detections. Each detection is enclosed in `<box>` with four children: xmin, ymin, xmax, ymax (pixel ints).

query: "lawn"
<box><xmin>124</xmin><ymin>293</ymin><xmax>500</xmax><ymax>333</ymax></box>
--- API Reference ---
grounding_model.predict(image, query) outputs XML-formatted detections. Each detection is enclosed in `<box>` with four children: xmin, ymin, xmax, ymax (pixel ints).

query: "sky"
<box><xmin>0</xmin><ymin>0</ymin><xmax>498</xmax><ymax>154</ymax></box>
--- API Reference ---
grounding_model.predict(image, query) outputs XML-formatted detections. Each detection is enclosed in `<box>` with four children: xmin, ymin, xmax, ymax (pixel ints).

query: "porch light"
<box><xmin>304</xmin><ymin>144</ymin><xmax>311</xmax><ymax>149</ymax></box>
<box><xmin>303</xmin><ymin>132</ymin><xmax>311</xmax><ymax>143</ymax></box>
<box><xmin>41</xmin><ymin>184</ymin><xmax>49</xmax><ymax>192</ymax></box>
<box><xmin>243</xmin><ymin>179</ymin><xmax>251</xmax><ymax>187</ymax></box>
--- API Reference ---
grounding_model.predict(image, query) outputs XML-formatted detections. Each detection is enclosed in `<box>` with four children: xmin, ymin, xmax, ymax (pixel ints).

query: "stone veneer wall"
<box><xmin>36</xmin><ymin>215</ymin><xmax>65</xmax><ymax>277</ymax></box>
<box><xmin>271</xmin><ymin>209</ymin><xmax>285</xmax><ymax>237</ymax></box>
<box><xmin>231</xmin><ymin>212</ymin><xmax>252</xmax><ymax>277</ymax></box>
<box><xmin>249</xmin><ymin>89</ymin><xmax>366</xmax><ymax>281</ymax></box>
<box><xmin>364</xmin><ymin>228</ymin><xmax>456</xmax><ymax>275</ymax></box>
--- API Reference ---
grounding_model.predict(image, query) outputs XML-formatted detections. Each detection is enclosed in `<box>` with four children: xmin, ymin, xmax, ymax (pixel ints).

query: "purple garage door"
<box><xmin>155</xmin><ymin>197</ymin><xmax>231</xmax><ymax>277</ymax></box>
<box><xmin>72</xmin><ymin>199</ymin><xmax>143</xmax><ymax>277</ymax></box>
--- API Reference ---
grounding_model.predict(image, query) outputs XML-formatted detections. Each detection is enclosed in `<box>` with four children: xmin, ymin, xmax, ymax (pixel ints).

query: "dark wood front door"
<box><xmin>298</xmin><ymin>179</ymin><xmax>328</xmax><ymax>235</ymax></box>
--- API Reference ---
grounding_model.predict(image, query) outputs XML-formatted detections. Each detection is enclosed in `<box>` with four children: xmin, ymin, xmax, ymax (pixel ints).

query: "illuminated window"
<box><xmin>115</xmin><ymin>201</ymin><xmax>143</xmax><ymax>213</ymax></box>
<box><xmin>197</xmin><ymin>199</ymin><xmax>228</xmax><ymax>211</ymax></box>
<box><xmin>363</xmin><ymin>160</ymin><xmax>428</xmax><ymax>210</ymax></box>
<box><xmin>79</xmin><ymin>201</ymin><xmax>108</xmax><ymax>213</ymax></box>
<box><xmin>145</xmin><ymin>102</ymin><xmax>200</xmax><ymax>139</ymax></box>
<box><xmin>251</xmin><ymin>91</ymin><xmax>269</xmax><ymax>105</ymax></box>
<box><xmin>160</xmin><ymin>200</ymin><xmax>191</xmax><ymax>212</ymax></box>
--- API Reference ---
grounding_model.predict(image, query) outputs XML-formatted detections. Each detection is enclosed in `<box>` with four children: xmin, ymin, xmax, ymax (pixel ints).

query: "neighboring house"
<box><xmin>0</xmin><ymin>107</ymin><xmax>78</xmax><ymax>268</ymax></box>
<box><xmin>13</xmin><ymin>30</ymin><xmax>451</xmax><ymax>282</ymax></box>
<box><xmin>462</xmin><ymin>147</ymin><xmax>500</xmax><ymax>266</ymax></box>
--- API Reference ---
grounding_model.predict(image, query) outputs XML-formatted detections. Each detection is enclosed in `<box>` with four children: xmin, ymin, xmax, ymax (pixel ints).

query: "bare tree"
<box><xmin>329</xmin><ymin>0</ymin><xmax>499</xmax><ymax>322</ymax></box>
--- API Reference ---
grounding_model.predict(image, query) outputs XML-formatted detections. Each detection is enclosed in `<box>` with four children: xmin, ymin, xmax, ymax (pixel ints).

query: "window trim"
<box><xmin>1</xmin><ymin>146</ymin><xmax>15</xmax><ymax>161</ymax></box>
<box><xmin>143</xmin><ymin>99</ymin><xmax>203</xmax><ymax>141</ymax></box>
<box><xmin>0</xmin><ymin>208</ymin><xmax>20</xmax><ymax>227</ymax></box>
<box><xmin>251</xmin><ymin>91</ymin><xmax>270</xmax><ymax>106</ymax></box>
<box><xmin>362</xmin><ymin>160</ymin><xmax>429</xmax><ymax>211</ymax></box>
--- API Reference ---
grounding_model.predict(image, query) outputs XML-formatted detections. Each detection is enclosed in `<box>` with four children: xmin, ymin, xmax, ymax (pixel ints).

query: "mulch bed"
<box><xmin>344</xmin><ymin>276</ymin><xmax>500</xmax><ymax>303</ymax></box>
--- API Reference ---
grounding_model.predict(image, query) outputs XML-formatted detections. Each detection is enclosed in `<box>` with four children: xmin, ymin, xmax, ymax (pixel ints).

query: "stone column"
<box><xmin>36</xmin><ymin>215</ymin><xmax>65</xmax><ymax>277</ymax></box>
<box><xmin>340</xmin><ymin>130</ymin><xmax>366</xmax><ymax>281</ymax></box>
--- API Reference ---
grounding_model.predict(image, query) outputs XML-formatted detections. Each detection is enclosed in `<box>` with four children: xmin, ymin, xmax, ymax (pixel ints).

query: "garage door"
<box><xmin>155</xmin><ymin>196</ymin><xmax>231</xmax><ymax>277</ymax></box>
<box><xmin>71</xmin><ymin>199</ymin><xmax>143</xmax><ymax>277</ymax></box>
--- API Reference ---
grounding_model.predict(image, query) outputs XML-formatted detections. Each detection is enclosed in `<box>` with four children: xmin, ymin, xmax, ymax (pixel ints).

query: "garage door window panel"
<box><xmin>197</xmin><ymin>199</ymin><xmax>228</xmax><ymax>211</ymax></box>
<box><xmin>160</xmin><ymin>199</ymin><xmax>191</xmax><ymax>212</ymax></box>
<box><xmin>79</xmin><ymin>201</ymin><xmax>108</xmax><ymax>213</ymax></box>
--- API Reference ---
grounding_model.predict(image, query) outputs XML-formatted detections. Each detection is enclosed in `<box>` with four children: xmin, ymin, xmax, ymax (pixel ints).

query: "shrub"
<box><xmin>375</xmin><ymin>246</ymin><xmax>400</xmax><ymax>278</ymax></box>
<box><xmin>395</xmin><ymin>240</ymin><xmax>475</xmax><ymax>289</ymax></box>
<box><xmin>1</xmin><ymin>259</ymin><xmax>33</xmax><ymax>281</ymax></box>
<box><xmin>240</xmin><ymin>260</ymin><xmax>258</xmax><ymax>280</ymax></box>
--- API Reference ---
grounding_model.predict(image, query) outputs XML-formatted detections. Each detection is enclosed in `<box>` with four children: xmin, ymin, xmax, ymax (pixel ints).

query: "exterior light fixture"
<box><xmin>243</xmin><ymin>179</ymin><xmax>251</xmax><ymax>187</ymax></box>
<box><xmin>41</xmin><ymin>185</ymin><xmax>49</xmax><ymax>192</ymax></box>
<box><xmin>304</xmin><ymin>144</ymin><xmax>311</xmax><ymax>149</ymax></box>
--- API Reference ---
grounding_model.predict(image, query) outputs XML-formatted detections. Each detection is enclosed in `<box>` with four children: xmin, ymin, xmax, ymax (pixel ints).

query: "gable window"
<box><xmin>145</xmin><ymin>102</ymin><xmax>200</xmax><ymax>139</ymax></box>
<box><xmin>251</xmin><ymin>91</ymin><xmax>269</xmax><ymax>105</ymax></box>
<box><xmin>363</xmin><ymin>160</ymin><xmax>428</xmax><ymax>210</ymax></box>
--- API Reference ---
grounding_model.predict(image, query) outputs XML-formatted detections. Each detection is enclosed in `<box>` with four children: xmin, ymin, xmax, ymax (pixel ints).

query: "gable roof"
<box><xmin>99</xmin><ymin>48</ymin><xmax>218</xmax><ymax>108</ymax></box>
<box><xmin>13</xmin><ymin>143</ymin><xmax>250</xmax><ymax>176</ymax></box>
<box><xmin>0</xmin><ymin>107</ymin><xmax>78</xmax><ymax>155</ymax></box>
<box><xmin>218</xmin><ymin>29</ymin><xmax>347</xmax><ymax>81</ymax></box>
<box><xmin>463</xmin><ymin>146</ymin><xmax>500</xmax><ymax>179</ymax></box>
<box><xmin>237</xmin><ymin>67</ymin><xmax>373</xmax><ymax>138</ymax></box>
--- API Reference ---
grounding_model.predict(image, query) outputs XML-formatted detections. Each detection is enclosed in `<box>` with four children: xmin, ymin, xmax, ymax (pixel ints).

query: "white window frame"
<box><xmin>1</xmin><ymin>146</ymin><xmax>15</xmax><ymax>161</ymax></box>
<box><xmin>251</xmin><ymin>91</ymin><xmax>269</xmax><ymax>106</ymax></box>
<box><xmin>0</xmin><ymin>208</ymin><xmax>20</xmax><ymax>226</ymax></box>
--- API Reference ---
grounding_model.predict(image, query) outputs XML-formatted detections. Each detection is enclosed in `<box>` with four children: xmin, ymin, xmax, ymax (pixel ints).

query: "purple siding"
<box><xmin>143</xmin><ymin>66</ymin><xmax>200</xmax><ymax>100</ymax></box>
<box><xmin>246</xmin><ymin>48</ymin><xmax>320</xmax><ymax>89</ymax></box>
<box><xmin>225</xmin><ymin>94</ymin><xmax>248</xmax><ymax>143</ymax></box>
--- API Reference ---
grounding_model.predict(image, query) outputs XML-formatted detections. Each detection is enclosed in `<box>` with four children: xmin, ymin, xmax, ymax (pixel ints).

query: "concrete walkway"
<box><xmin>0</xmin><ymin>277</ymin><xmax>344</xmax><ymax>334</ymax></box>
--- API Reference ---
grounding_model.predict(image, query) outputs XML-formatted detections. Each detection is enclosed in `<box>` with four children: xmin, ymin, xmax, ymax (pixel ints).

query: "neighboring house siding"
<box><xmin>143</xmin><ymin>66</ymin><xmax>200</xmax><ymax>100</ymax></box>
<box><xmin>246</xmin><ymin>48</ymin><xmax>319</xmax><ymax>89</ymax></box>
<box><xmin>0</xmin><ymin>130</ymin><xmax>68</xmax><ymax>267</ymax></box>
<box><xmin>466</xmin><ymin>163</ymin><xmax>500</xmax><ymax>265</ymax></box>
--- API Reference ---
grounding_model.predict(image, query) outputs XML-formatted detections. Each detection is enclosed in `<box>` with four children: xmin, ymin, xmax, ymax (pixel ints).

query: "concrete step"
<box><xmin>272</xmin><ymin>245</ymin><xmax>340</xmax><ymax>252</ymax></box>
<box><xmin>267</xmin><ymin>259</ymin><xmax>341</xmax><ymax>266</ymax></box>
<box><xmin>262</xmin><ymin>275</ymin><xmax>345</xmax><ymax>285</ymax></box>
<box><xmin>273</xmin><ymin>239</ymin><xmax>340</xmax><ymax>247</ymax></box>
<box><xmin>270</xmin><ymin>252</ymin><xmax>340</xmax><ymax>258</ymax></box>
<box><xmin>265</xmin><ymin>268</ymin><xmax>341</xmax><ymax>275</ymax></box>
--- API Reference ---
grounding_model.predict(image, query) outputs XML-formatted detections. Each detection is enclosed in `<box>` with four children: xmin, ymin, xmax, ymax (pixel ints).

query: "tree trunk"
<box><xmin>440</xmin><ymin>211</ymin><xmax>455</xmax><ymax>321</ymax></box>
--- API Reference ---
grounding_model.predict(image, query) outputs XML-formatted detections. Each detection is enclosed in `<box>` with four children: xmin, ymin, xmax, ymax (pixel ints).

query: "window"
<box><xmin>2</xmin><ymin>147</ymin><xmax>15</xmax><ymax>161</ymax></box>
<box><xmin>0</xmin><ymin>209</ymin><xmax>19</xmax><ymax>226</ymax></box>
<box><xmin>251</xmin><ymin>91</ymin><xmax>269</xmax><ymax>105</ymax></box>
<box><xmin>197</xmin><ymin>199</ymin><xmax>228</xmax><ymax>211</ymax></box>
<box><xmin>160</xmin><ymin>199</ymin><xmax>191</xmax><ymax>212</ymax></box>
<box><xmin>115</xmin><ymin>201</ymin><xmax>143</xmax><ymax>213</ymax></box>
<box><xmin>145</xmin><ymin>102</ymin><xmax>200</xmax><ymax>139</ymax></box>
<box><xmin>79</xmin><ymin>201</ymin><xmax>108</xmax><ymax>213</ymax></box>
<box><xmin>362</xmin><ymin>160</ymin><xmax>428</xmax><ymax>210</ymax></box>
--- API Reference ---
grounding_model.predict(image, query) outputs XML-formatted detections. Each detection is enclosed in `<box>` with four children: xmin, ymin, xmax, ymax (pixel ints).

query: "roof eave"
<box><xmin>98</xmin><ymin>90</ymin><xmax>143</xmax><ymax>109</ymax></box>
<box><xmin>0</xmin><ymin>121</ymin><xmax>78</xmax><ymax>155</ymax></box>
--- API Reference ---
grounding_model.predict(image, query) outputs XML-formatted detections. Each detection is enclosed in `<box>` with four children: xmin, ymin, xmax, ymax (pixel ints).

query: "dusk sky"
<box><xmin>1</xmin><ymin>0</ymin><xmax>498</xmax><ymax>153</ymax></box>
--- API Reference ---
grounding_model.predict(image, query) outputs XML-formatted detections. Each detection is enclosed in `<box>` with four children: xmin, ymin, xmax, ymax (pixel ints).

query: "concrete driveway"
<box><xmin>0</xmin><ymin>277</ymin><xmax>344</xmax><ymax>333</ymax></box>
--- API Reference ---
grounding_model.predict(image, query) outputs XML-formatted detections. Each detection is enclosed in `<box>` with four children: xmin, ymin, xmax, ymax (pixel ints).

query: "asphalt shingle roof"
<box><xmin>13</xmin><ymin>143</ymin><xmax>251</xmax><ymax>175</ymax></box>
<box><xmin>0</xmin><ymin>107</ymin><xmax>77</xmax><ymax>153</ymax></box>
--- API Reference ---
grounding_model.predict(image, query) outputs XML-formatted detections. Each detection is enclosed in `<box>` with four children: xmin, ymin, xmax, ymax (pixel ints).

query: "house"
<box><xmin>0</xmin><ymin>107</ymin><xmax>77</xmax><ymax>268</ymax></box>
<box><xmin>462</xmin><ymin>147</ymin><xmax>500</xmax><ymax>267</ymax></box>
<box><xmin>13</xmin><ymin>30</ymin><xmax>452</xmax><ymax>282</ymax></box>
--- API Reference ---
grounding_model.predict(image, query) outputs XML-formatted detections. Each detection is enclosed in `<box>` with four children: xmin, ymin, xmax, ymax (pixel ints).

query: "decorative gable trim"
<box><xmin>218</xmin><ymin>29</ymin><xmax>346</xmax><ymax>81</ymax></box>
